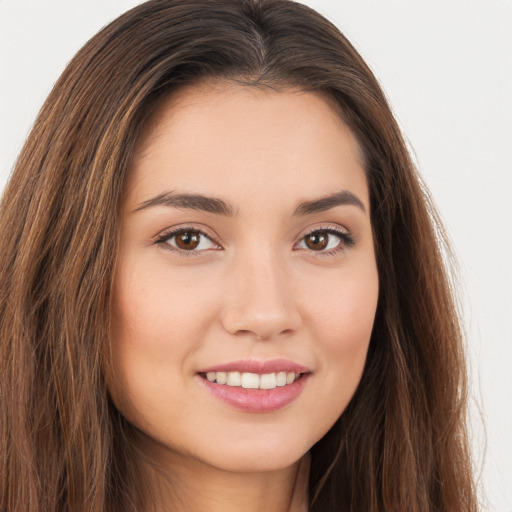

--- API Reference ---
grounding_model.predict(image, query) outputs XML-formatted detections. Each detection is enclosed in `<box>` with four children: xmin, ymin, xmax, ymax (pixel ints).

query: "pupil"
<box><xmin>306</xmin><ymin>232</ymin><xmax>328</xmax><ymax>250</ymax></box>
<box><xmin>177</xmin><ymin>232</ymin><xmax>199</xmax><ymax>250</ymax></box>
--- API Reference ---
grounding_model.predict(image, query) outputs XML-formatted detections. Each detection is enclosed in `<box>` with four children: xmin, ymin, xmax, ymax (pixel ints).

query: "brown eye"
<box><xmin>175</xmin><ymin>231</ymin><xmax>200</xmax><ymax>250</ymax></box>
<box><xmin>157</xmin><ymin>228</ymin><xmax>219</xmax><ymax>253</ymax></box>
<box><xmin>296</xmin><ymin>228</ymin><xmax>353</xmax><ymax>254</ymax></box>
<box><xmin>304</xmin><ymin>231</ymin><xmax>329</xmax><ymax>251</ymax></box>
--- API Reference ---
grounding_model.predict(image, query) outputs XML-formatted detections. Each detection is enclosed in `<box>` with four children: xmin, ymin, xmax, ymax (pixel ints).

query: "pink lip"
<box><xmin>196</xmin><ymin>359</ymin><xmax>311</xmax><ymax>413</ymax></box>
<box><xmin>198</xmin><ymin>358</ymin><xmax>310</xmax><ymax>374</ymax></box>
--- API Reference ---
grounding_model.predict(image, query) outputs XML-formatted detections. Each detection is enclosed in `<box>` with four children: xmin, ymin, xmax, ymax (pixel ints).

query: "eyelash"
<box><xmin>154</xmin><ymin>226</ymin><xmax>220</xmax><ymax>257</ymax></box>
<box><xmin>298</xmin><ymin>226</ymin><xmax>355</xmax><ymax>256</ymax></box>
<box><xmin>153</xmin><ymin>224</ymin><xmax>355</xmax><ymax>257</ymax></box>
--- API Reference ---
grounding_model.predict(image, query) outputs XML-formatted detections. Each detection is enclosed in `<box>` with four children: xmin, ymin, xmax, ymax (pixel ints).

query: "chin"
<box><xmin>191</xmin><ymin>433</ymin><xmax>312</xmax><ymax>474</ymax></box>
<box><xmin>207</xmin><ymin>452</ymin><xmax>304</xmax><ymax>474</ymax></box>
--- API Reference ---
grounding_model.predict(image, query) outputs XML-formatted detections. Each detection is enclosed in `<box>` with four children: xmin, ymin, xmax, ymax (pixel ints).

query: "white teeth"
<box><xmin>226</xmin><ymin>371</ymin><xmax>241</xmax><ymax>386</ymax></box>
<box><xmin>260</xmin><ymin>373</ymin><xmax>277</xmax><ymax>389</ymax></box>
<box><xmin>205</xmin><ymin>371</ymin><xmax>301</xmax><ymax>389</ymax></box>
<box><xmin>216</xmin><ymin>371</ymin><xmax>227</xmax><ymax>385</ymax></box>
<box><xmin>241</xmin><ymin>372</ymin><xmax>260</xmax><ymax>389</ymax></box>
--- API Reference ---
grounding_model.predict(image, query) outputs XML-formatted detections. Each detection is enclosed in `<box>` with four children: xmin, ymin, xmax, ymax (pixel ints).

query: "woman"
<box><xmin>0</xmin><ymin>0</ymin><xmax>477</xmax><ymax>511</ymax></box>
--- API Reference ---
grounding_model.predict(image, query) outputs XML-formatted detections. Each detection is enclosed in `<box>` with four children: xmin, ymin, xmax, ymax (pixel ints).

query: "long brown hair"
<box><xmin>0</xmin><ymin>1</ymin><xmax>476</xmax><ymax>510</ymax></box>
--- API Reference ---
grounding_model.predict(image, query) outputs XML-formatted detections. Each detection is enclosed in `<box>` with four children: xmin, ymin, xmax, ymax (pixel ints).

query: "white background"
<box><xmin>1</xmin><ymin>1</ymin><xmax>511</xmax><ymax>510</ymax></box>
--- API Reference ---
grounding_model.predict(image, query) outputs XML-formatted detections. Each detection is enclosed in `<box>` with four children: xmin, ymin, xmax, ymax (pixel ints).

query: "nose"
<box><xmin>220</xmin><ymin>249</ymin><xmax>302</xmax><ymax>341</ymax></box>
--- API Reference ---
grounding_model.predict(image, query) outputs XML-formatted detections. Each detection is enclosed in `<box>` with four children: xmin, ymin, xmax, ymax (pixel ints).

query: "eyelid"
<box><xmin>299</xmin><ymin>223</ymin><xmax>350</xmax><ymax>239</ymax></box>
<box><xmin>294</xmin><ymin>223</ymin><xmax>355</xmax><ymax>254</ymax></box>
<box><xmin>153</xmin><ymin>225</ymin><xmax>223</xmax><ymax>255</ymax></box>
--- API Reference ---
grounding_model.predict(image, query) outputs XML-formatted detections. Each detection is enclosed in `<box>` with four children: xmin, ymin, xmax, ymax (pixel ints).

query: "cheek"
<box><xmin>307</xmin><ymin>261</ymin><xmax>378</xmax><ymax>345</ymax></box>
<box><xmin>112</xmin><ymin>259</ymin><xmax>211</xmax><ymax>356</ymax></box>
<box><xmin>302</xmin><ymin>260</ymin><xmax>378</xmax><ymax>396</ymax></box>
<box><xmin>107</xmin><ymin>255</ymin><xmax>227</xmax><ymax>414</ymax></box>
<box><xmin>107</xmin><ymin>260</ymin><xmax>204</xmax><ymax>413</ymax></box>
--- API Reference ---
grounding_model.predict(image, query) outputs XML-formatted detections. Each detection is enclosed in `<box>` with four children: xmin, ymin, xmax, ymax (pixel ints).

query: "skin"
<box><xmin>109</xmin><ymin>82</ymin><xmax>379</xmax><ymax>512</ymax></box>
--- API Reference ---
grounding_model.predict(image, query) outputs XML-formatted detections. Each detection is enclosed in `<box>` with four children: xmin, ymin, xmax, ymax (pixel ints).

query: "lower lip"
<box><xmin>198</xmin><ymin>374</ymin><xmax>310</xmax><ymax>413</ymax></box>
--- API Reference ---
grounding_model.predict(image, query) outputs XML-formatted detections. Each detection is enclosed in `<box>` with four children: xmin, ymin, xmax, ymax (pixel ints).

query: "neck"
<box><xmin>133</xmin><ymin>436</ymin><xmax>310</xmax><ymax>512</ymax></box>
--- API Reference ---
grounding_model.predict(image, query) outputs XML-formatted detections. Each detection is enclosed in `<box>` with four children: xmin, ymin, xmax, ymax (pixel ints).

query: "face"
<box><xmin>109</xmin><ymin>83</ymin><xmax>379</xmax><ymax>474</ymax></box>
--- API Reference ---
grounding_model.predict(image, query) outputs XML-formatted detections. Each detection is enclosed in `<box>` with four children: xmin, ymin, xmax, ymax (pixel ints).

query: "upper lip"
<box><xmin>198</xmin><ymin>358</ymin><xmax>310</xmax><ymax>375</ymax></box>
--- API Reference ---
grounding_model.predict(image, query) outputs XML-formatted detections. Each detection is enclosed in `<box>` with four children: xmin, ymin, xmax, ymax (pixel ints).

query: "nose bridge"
<box><xmin>221</xmin><ymin>243</ymin><xmax>301</xmax><ymax>339</ymax></box>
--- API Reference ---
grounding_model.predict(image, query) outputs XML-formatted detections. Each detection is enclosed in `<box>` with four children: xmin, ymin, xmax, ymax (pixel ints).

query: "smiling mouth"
<box><xmin>200</xmin><ymin>371</ymin><xmax>305</xmax><ymax>390</ymax></box>
<box><xmin>198</xmin><ymin>365</ymin><xmax>311</xmax><ymax>412</ymax></box>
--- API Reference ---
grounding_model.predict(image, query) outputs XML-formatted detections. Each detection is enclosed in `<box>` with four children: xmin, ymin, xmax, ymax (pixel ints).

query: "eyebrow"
<box><xmin>133</xmin><ymin>192</ymin><xmax>235</xmax><ymax>215</ymax></box>
<box><xmin>293</xmin><ymin>190</ymin><xmax>366</xmax><ymax>215</ymax></box>
<box><xmin>133</xmin><ymin>189</ymin><xmax>366</xmax><ymax>216</ymax></box>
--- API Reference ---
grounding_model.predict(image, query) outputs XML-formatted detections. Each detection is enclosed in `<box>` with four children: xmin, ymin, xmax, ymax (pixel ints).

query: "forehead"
<box><xmin>126</xmin><ymin>82</ymin><xmax>369</xmax><ymax>213</ymax></box>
